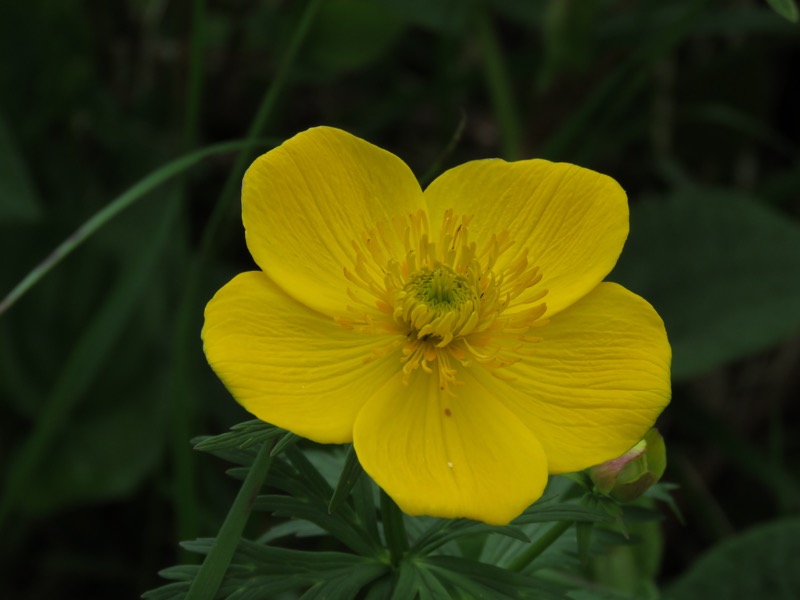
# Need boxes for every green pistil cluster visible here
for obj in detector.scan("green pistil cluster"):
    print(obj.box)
[408,267,472,313]
[396,265,481,348]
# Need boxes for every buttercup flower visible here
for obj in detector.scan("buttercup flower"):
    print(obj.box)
[202,127,671,525]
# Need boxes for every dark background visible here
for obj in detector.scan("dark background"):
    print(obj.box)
[1,0,799,597]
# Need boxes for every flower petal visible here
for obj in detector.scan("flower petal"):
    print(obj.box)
[469,282,671,474]
[243,126,424,316]
[353,371,549,525]
[202,271,402,443]
[423,159,628,316]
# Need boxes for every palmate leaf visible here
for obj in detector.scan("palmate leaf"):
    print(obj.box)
[145,538,388,600]
[254,494,378,556]
[298,562,388,600]
[255,452,382,556]
[410,518,531,556]
[193,420,282,454]
[423,555,565,600]
[396,559,454,600]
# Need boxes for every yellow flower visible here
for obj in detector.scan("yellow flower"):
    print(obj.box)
[202,127,671,525]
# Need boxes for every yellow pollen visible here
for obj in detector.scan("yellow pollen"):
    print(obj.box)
[340,208,549,393]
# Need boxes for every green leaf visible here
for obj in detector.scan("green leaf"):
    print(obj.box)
[302,0,407,73]
[390,560,424,600]
[481,520,577,572]
[364,575,395,600]
[193,420,282,453]
[766,0,799,23]
[256,454,380,556]
[665,518,800,599]
[258,519,327,544]
[299,562,389,600]
[0,193,181,525]
[328,444,364,514]
[576,521,594,567]
[147,539,388,600]
[0,138,274,316]
[270,430,299,456]
[538,0,599,89]
[513,498,613,525]
[425,555,564,599]
[411,518,530,556]
[612,189,800,380]
[22,383,167,514]
[414,562,455,599]
[0,113,41,223]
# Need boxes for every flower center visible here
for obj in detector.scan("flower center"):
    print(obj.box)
[396,266,480,348]
[337,209,549,393]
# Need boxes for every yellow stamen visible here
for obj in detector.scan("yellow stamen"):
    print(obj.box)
[340,208,548,392]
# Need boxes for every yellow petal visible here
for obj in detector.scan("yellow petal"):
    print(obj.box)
[469,282,671,474]
[243,126,424,317]
[202,271,402,443]
[353,370,549,525]
[423,159,628,317]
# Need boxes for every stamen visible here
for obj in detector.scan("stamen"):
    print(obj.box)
[339,208,550,393]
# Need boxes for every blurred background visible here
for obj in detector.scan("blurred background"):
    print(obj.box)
[1,0,799,597]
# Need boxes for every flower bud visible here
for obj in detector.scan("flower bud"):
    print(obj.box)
[590,428,666,502]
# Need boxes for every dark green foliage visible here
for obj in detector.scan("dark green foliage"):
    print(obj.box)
[1,0,799,597]
[666,519,800,599]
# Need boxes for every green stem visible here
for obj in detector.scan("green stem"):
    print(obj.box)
[476,10,522,160]
[0,140,261,317]
[183,0,206,152]
[171,0,208,556]
[169,0,322,545]
[201,0,323,248]
[185,441,276,600]
[379,490,408,567]
[507,520,572,573]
